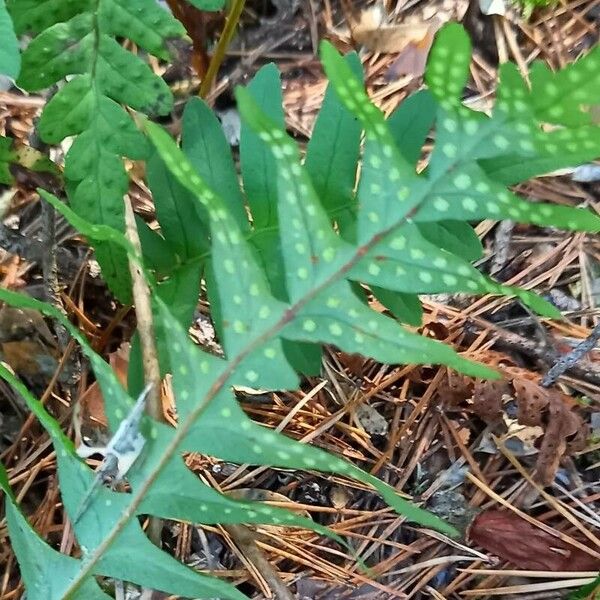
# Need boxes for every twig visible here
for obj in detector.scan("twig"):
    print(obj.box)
[123,195,163,546]
[40,201,70,350]
[541,322,600,387]
[465,322,600,387]
[489,220,514,276]
[199,0,246,98]
[225,524,295,600]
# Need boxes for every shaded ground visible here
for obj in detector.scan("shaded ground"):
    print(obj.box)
[1,1,600,598]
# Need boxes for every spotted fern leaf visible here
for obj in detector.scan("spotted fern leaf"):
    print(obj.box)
[6,0,184,301]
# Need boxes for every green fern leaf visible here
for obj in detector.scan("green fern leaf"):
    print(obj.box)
[0,292,353,598]
[0,135,16,184]
[0,364,249,600]
[1,461,111,600]
[305,52,363,220]
[183,98,248,231]
[372,287,424,326]
[187,0,225,10]
[427,24,600,186]
[7,0,184,301]
[0,0,19,78]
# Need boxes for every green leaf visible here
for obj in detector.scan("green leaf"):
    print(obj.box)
[0,135,16,184]
[181,61,344,373]
[1,462,111,600]
[372,287,423,326]
[237,86,352,300]
[238,64,292,304]
[6,22,600,599]
[8,0,184,300]
[129,259,203,395]
[38,189,139,260]
[146,114,501,533]
[416,161,600,233]
[135,215,179,276]
[425,30,600,186]
[320,43,426,243]
[285,280,496,378]
[183,97,248,231]
[0,0,20,79]
[528,45,600,127]
[0,295,341,597]
[157,299,459,536]
[145,122,293,376]
[482,59,600,183]
[305,52,363,218]
[240,63,284,231]
[425,23,472,109]
[387,88,437,166]
[385,90,484,263]
[569,575,600,600]
[0,365,249,600]
[186,0,225,10]
[147,149,209,260]
[418,221,483,262]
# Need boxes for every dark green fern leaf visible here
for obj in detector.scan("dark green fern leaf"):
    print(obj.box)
[0,0,19,78]
[7,0,184,301]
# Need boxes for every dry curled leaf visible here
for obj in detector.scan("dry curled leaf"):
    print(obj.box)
[441,370,474,407]
[446,373,588,486]
[513,377,548,426]
[337,351,366,377]
[473,378,510,423]
[513,378,588,485]
[468,510,600,571]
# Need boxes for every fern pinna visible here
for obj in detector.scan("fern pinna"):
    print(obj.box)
[1,23,600,600]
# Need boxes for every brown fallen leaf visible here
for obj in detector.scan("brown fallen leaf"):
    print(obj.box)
[77,343,130,430]
[0,305,64,389]
[350,5,434,54]
[439,369,474,408]
[337,351,366,378]
[384,30,437,80]
[444,371,589,486]
[468,509,600,571]
[513,378,588,485]
[473,378,510,423]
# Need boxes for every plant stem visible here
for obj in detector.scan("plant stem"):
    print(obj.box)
[199,0,246,98]
[123,195,163,546]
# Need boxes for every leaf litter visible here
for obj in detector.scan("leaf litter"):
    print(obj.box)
[1,1,600,599]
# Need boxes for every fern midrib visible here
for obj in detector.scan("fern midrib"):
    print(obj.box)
[84,0,123,276]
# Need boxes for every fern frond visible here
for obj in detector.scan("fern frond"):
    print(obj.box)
[6,0,184,300]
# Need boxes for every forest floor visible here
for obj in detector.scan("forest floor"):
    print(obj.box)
[1,0,600,598]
